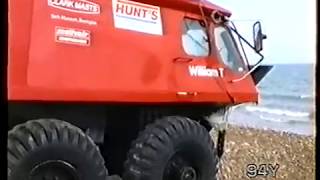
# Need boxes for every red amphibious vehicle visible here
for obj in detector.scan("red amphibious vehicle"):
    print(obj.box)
[8,0,271,180]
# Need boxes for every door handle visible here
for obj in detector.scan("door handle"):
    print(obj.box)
[173,57,193,63]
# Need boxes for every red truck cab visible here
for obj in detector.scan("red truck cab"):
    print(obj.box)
[8,0,263,104]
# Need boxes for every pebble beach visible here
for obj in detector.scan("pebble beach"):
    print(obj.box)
[216,125,315,180]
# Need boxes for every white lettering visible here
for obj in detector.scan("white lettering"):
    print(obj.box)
[79,18,97,25]
[61,15,78,22]
[51,14,60,19]
[189,65,199,76]
[48,0,100,15]
[50,13,97,26]
[188,66,219,77]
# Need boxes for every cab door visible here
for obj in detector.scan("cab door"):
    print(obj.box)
[172,17,231,102]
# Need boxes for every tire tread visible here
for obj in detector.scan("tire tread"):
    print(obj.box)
[123,116,218,180]
[7,119,108,179]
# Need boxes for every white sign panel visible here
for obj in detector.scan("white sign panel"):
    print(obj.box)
[112,0,163,35]
[55,26,91,46]
[48,0,101,15]
[48,0,100,14]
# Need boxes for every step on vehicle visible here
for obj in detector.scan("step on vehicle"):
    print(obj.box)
[8,0,272,179]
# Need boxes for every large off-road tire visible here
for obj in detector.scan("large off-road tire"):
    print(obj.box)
[123,116,218,180]
[8,119,108,180]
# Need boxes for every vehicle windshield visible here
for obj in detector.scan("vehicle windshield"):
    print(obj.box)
[213,26,245,72]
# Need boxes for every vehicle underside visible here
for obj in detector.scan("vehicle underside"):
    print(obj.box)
[8,101,228,175]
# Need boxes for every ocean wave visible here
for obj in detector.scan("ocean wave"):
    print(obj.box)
[259,115,290,123]
[299,94,314,99]
[258,115,309,123]
[260,93,314,100]
[245,106,310,117]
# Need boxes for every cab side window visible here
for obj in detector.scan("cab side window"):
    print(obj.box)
[182,18,209,57]
[214,26,245,72]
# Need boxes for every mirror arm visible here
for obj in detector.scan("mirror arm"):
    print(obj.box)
[230,54,264,83]
[228,26,265,83]
[229,27,257,51]
[229,21,250,69]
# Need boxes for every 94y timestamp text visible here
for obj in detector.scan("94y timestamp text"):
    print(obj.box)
[246,163,280,178]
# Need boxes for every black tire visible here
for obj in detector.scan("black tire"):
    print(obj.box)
[123,116,218,180]
[8,119,108,180]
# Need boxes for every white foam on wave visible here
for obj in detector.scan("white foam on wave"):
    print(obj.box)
[261,93,314,100]
[258,115,310,123]
[245,106,310,117]
[300,94,314,99]
[259,115,290,123]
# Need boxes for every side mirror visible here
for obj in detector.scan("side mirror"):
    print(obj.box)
[253,21,267,52]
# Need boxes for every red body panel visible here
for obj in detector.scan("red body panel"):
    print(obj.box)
[8,0,258,104]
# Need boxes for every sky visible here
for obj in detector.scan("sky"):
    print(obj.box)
[209,0,316,64]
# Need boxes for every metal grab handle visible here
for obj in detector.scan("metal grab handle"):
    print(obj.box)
[173,57,193,63]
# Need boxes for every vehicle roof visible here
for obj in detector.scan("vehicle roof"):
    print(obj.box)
[132,0,232,17]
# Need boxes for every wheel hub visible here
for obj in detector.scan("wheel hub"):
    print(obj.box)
[180,167,197,180]
[164,153,199,180]
[29,160,79,180]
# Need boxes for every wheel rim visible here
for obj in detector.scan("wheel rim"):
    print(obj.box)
[29,160,79,180]
[180,167,197,180]
[163,151,199,180]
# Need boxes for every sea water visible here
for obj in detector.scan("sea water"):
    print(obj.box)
[228,64,315,135]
